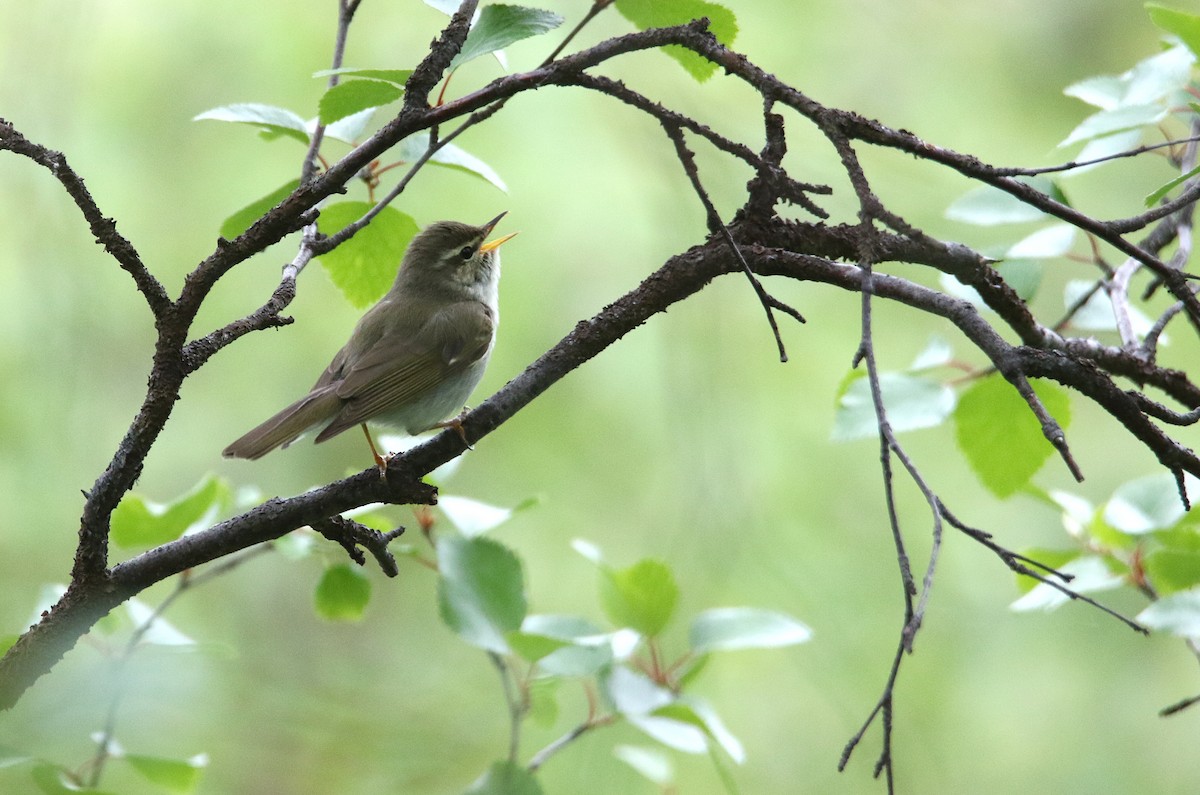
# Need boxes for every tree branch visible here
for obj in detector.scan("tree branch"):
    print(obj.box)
[0,119,170,318]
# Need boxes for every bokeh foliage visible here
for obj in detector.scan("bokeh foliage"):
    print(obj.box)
[2,1,1199,794]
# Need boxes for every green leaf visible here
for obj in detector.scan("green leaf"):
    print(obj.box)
[313,67,414,85]
[451,5,565,69]
[274,529,317,560]
[315,202,419,308]
[437,535,527,653]
[909,336,953,371]
[1005,224,1076,259]
[945,180,1060,226]
[522,614,605,640]
[536,640,615,676]
[398,131,508,192]
[0,635,15,656]
[1146,4,1200,60]
[615,745,674,785]
[318,80,405,126]
[709,744,742,795]
[193,103,310,145]
[111,474,230,548]
[954,375,1071,498]
[1048,489,1095,529]
[689,607,811,653]
[1064,129,1143,178]
[615,0,738,82]
[31,762,120,795]
[125,754,207,795]
[1103,472,1192,534]
[527,678,560,728]
[1145,162,1200,207]
[606,665,673,715]
[0,745,30,769]
[1145,548,1200,595]
[629,714,708,754]
[1061,280,1110,330]
[505,630,572,662]
[997,260,1044,302]
[599,559,679,637]
[521,614,615,676]
[1061,280,1158,337]
[314,564,372,622]
[324,108,377,144]
[831,371,956,442]
[1137,587,1200,637]
[439,495,515,537]
[1012,548,1082,594]
[675,650,710,688]
[28,761,123,794]
[1064,74,1126,110]
[464,761,543,795]
[1010,556,1124,612]
[1121,44,1193,104]
[942,260,1044,307]
[659,698,745,762]
[426,455,465,486]
[127,598,196,647]
[1065,44,1192,111]
[1086,513,1141,551]
[945,185,1049,225]
[608,667,714,752]
[219,180,301,240]
[1155,520,1200,547]
[1060,104,1167,147]
[571,538,605,564]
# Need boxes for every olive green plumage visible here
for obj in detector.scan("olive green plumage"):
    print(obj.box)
[223,214,513,461]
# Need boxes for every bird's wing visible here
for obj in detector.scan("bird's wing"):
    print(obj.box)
[313,300,494,439]
[310,344,352,391]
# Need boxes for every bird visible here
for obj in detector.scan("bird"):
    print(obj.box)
[223,212,515,471]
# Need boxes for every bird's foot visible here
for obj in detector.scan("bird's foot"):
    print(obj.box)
[362,424,390,479]
[434,408,473,449]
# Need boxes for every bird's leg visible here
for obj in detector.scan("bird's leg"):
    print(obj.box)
[361,424,388,477]
[433,407,473,449]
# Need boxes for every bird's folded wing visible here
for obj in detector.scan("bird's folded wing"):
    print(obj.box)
[313,301,494,441]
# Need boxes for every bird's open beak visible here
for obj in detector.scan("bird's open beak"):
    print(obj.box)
[480,212,518,252]
[480,232,518,253]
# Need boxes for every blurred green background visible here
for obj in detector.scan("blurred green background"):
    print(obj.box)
[3,1,1200,792]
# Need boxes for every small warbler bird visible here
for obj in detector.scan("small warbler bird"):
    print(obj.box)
[223,213,515,470]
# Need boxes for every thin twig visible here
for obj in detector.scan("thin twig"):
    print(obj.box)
[0,120,170,318]
[1130,393,1200,426]
[839,640,903,792]
[527,716,615,772]
[661,120,801,362]
[939,501,1148,635]
[991,134,1200,177]
[311,516,406,577]
[1161,692,1200,716]
[489,652,524,764]
[569,72,831,218]
[82,547,271,788]
[539,0,614,66]
[301,0,362,184]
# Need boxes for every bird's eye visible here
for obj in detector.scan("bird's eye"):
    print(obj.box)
[458,245,475,260]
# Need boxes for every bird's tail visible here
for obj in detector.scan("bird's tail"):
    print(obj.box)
[223,389,342,460]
